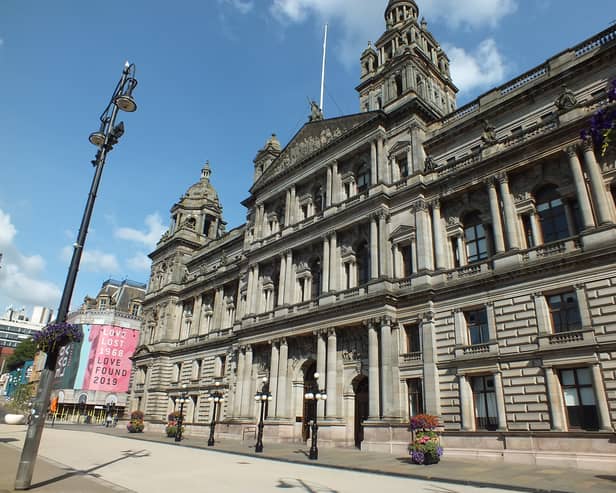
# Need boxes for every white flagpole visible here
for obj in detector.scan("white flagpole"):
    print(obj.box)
[320,23,328,115]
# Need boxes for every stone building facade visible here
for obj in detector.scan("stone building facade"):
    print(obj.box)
[131,0,616,470]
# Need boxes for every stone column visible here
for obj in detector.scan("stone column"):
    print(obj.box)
[371,140,378,185]
[566,146,595,229]
[582,140,613,225]
[431,200,446,269]
[391,323,402,418]
[330,232,339,291]
[234,348,245,417]
[316,331,326,418]
[192,295,202,336]
[326,329,337,418]
[269,341,279,418]
[277,339,289,419]
[284,251,294,304]
[326,166,333,207]
[367,321,381,419]
[290,186,297,224]
[498,173,521,250]
[533,293,551,335]
[370,215,379,279]
[529,211,542,246]
[331,161,339,205]
[241,346,253,418]
[277,254,286,306]
[414,199,434,271]
[459,374,474,431]
[493,372,507,431]
[213,287,224,329]
[377,135,386,184]
[322,236,330,293]
[487,179,506,254]
[544,366,565,431]
[456,235,467,266]
[591,364,613,431]
[246,267,255,315]
[285,189,291,226]
[380,318,393,418]
[421,310,441,415]
[378,212,392,277]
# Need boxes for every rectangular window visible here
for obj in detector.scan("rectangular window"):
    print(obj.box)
[472,375,498,431]
[465,308,489,345]
[401,243,413,277]
[172,363,181,383]
[407,378,424,418]
[548,292,582,333]
[405,325,421,354]
[559,368,599,431]
[398,157,409,178]
[99,298,107,309]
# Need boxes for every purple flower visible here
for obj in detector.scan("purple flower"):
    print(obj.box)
[411,451,425,464]
[32,323,83,353]
[437,446,444,457]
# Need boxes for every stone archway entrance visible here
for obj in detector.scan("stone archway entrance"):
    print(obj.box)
[302,361,317,442]
[354,376,369,449]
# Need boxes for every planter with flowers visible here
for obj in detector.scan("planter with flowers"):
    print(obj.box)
[408,414,443,465]
[127,410,144,433]
[165,411,183,438]
[32,323,83,354]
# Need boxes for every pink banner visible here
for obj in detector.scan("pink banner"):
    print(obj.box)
[81,325,139,392]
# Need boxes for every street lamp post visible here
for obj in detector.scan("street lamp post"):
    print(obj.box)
[175,385,189,442]
[254,377,272,453]
[15,62,138,490]
[304,372,327,460]
[207,381,224,447]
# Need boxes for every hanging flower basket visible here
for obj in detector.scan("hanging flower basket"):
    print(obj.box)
[408,414,443,465]
[582,79,616,156]
[32,323,83,353]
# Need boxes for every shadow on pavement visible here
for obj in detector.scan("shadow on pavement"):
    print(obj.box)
[596,475,616,482]
[29,449,150,489]
[0,438,18,444]
[276,477,338,492]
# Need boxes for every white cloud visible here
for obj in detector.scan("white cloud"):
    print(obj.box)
[269,0,517,68]
[127,252,152,272]
[446,38,507,94]
[60,246,120,273]
[421,0,517,29]
[219,0,254,14]
[0,210,17,246]
[0,209,61,309]
[114,213,167,249]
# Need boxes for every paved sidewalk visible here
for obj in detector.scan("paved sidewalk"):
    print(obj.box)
[0,428,132,492]
[52,423,616,493]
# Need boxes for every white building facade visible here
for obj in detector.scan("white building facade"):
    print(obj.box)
[131,1,616,470]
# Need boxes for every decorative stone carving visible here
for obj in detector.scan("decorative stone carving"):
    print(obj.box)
[424,155,436,171]
[481,119,498,146]
[555,85,578,112]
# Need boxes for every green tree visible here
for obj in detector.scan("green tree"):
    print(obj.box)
[5,338,38,371]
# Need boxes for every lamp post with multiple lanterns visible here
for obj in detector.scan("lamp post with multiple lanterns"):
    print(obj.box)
[175,385,189,442]
[207,382,224,446]
[15,62,138,490]
[254,377,272,453]
[304,372,327,460]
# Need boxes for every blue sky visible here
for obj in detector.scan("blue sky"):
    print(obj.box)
[0,0,613,317]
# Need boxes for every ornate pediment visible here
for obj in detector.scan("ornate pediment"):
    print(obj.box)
[388,140,411,158]
[389,225,415,243]
[253,113,379,190]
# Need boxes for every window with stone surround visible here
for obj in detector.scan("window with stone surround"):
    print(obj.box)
[536,185,569,243]
[191,359,201,381]
[407,378,424,418]
[472,375,498,431]
[463,212,489,263]
[405,325,421,354]
[465,308,489,345]
[171,362,181,383]
[214,354,226,378]
[547,292,582,333]
[559,368,599,431]
[400,243,413,277]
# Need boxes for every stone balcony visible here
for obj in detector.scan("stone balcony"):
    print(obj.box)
[537,328,596,349]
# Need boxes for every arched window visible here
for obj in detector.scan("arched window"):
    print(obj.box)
[536,186,568,243]
[463,212,489,263]
[356,240,371,285]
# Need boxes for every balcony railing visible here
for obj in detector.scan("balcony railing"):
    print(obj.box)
[402,351,422,362]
